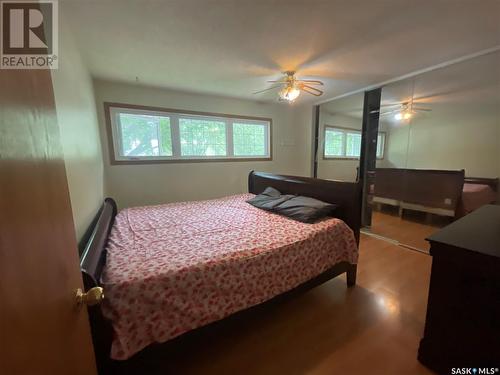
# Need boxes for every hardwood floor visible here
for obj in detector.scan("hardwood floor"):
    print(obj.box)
[369,208,450,252]
[122,235,434,375]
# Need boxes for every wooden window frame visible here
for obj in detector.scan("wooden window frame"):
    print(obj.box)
[322,125,385,161]
[104,102,273,165]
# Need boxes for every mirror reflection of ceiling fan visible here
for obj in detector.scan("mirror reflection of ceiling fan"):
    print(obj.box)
[253,71,324,102]
[378,98,432,120]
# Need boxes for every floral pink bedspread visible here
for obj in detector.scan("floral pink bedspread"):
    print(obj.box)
[101,194,358,360]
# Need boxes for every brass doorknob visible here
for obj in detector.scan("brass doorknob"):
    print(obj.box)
[76,287,104,307]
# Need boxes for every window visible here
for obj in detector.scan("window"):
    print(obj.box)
[324,126,385,159]
[107,104,271,163]
[118,113,172,157]
[324,129,343,156]
[179,118,226,157]
[346,132,362,157]
[233,122,267,156]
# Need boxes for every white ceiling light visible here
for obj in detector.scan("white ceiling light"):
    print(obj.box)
[394,111,413,121]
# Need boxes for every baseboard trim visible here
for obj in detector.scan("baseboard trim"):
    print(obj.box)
[361,229,430,255]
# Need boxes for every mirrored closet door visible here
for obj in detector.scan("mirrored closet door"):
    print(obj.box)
[316,92,365,182]
[368,50,500,252]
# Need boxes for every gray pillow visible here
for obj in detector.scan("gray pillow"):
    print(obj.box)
[260,187,281,197]
[247,187,337,223]
[247,188,294,210]
[273,196,338,223]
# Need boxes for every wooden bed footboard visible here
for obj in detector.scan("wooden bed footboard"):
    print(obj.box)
[373,168,465,217]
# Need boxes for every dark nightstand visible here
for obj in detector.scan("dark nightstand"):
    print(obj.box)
[418,205,500,374]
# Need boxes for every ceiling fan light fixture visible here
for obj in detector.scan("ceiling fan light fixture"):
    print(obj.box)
[253,71,323,101]
[279,85,300,102]
[395,111,412,121]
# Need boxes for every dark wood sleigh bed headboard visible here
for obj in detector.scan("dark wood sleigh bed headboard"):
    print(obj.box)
[248,171,362,243]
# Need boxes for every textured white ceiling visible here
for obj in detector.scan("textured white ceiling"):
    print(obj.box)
[62,0,500,104]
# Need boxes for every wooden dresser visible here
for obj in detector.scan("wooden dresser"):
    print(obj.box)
[418,205,500,374]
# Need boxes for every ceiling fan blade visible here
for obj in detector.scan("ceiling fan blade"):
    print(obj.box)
[301,84,323,96]
[380,103,404,108]
[379,108,401,116]
[253,85,282,94]
[296,80,324,86]
[413,107,432,112]
[267,80,287,83]
[379,112,395,117]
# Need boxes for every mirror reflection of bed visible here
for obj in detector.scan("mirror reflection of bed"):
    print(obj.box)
[371,51,500,252]
[317,50,500,252]
[370,169,498,251]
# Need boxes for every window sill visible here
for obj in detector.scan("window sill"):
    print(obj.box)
[110,157,273,165]
[322,157,384,161]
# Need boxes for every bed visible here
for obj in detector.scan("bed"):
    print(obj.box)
[457,177,499,217]
[370,168,498,219]
[80,171,362,372]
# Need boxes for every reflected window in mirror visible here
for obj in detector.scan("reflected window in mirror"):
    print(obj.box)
[324,126,385,159]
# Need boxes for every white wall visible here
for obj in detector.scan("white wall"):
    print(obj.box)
[51,17,104,241]
[413,99,498,177]
[94,80,312,209]
[382,82,500,179]
[377,119,409,169]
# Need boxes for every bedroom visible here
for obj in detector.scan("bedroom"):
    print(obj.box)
[1,1,499,374]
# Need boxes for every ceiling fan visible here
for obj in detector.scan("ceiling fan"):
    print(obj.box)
[253,71,324,102]
[377,79,432,120]
[377,97,432,120]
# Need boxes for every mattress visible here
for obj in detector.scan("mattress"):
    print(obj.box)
[101,194,358,359]
[458,183,497,216]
